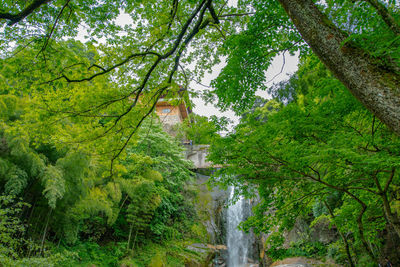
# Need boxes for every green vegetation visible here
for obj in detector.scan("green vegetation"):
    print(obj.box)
[1,0,399,266]
[175,114,230,145]
[0,94,206,265]
[208,54,400,266]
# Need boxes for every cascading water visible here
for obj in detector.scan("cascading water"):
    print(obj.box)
[226,187,256,267]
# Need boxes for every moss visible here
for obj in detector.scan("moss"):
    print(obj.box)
[148,251,166,267]
[124,240,201,267]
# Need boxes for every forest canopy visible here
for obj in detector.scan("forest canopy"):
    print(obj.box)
[1,0,399,137]
[0,0,399,266]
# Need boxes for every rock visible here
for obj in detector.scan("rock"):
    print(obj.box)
[192,173,229,245]
[207,244,227,250]
[273,265,308,267]
[270,257,342,267]
[185,243,218,267]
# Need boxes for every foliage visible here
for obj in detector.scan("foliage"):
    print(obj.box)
[0,90,200,263]
[0,195,29,258]
[0,250,78,267]
[208,54,400,264]
[209,0,400,115]
[175,114,229,145]
[1,0,400,265]
[266,240,327,261]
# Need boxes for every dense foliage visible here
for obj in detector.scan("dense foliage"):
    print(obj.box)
[1,0,400,266]
[208,55,400,266]
[0,93,205,265]
[175,114,230,145]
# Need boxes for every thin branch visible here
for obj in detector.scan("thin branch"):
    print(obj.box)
[38,0,71,55]
[211,23,226,40]
[217,0,229,17]
[55,51,161,83]
[266,51,286,84]
[51,0,207,84]
[8,39,37,58]
[324,200,355,267]
[383,168,395,193]
[41,0,210,148]
[218,12,255,18]
[347,186,379,195]
[109,87,166,176]
[167,0,209,83]
[88,64,107,72]
[191,78,212,88]
[167,0,179,32]
[178,63,190,89]
[206,1,220,24]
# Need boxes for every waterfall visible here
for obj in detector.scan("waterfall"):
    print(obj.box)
[226,187,255,267]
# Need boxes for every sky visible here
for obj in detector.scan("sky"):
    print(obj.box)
[78,11,300,127]
[189,53,299,125]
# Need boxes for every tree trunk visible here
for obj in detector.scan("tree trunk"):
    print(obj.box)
[371,169,400,239]
[40,209,52,255]
[381,193,400,238]
[127,223,133,250]
[277,0,400,135]
[357,205,377,261]
[324,201,355,267]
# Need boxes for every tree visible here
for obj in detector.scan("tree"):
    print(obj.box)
[175,114,229,145]
[208,55,400,264]
[212,0,400,134]
[0,91,199,258]
[1,0,399,137]
[278,0,400,134]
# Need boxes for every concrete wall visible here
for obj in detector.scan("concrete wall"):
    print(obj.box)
[184,144,212,169]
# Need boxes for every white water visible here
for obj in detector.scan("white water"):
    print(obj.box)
[227,187,254,267]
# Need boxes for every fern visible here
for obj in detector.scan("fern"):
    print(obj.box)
[7,134,29,159]
[57,151,90,184]
[105,182,122,203]
[143,169,163,182]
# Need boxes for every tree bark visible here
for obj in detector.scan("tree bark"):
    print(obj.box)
[127,223,133,250]
[371,169,400,239]
[278,0,400,135]
[0,0,52,26]
[40,209,52,255]
[356,204,377,261]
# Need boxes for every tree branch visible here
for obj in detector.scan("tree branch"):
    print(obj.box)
[364,0,400,35]
[0,0,52,26]
[38,0,71,54]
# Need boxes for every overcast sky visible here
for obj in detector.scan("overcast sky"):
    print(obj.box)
[189,53,299,125]
[78,11,300,127]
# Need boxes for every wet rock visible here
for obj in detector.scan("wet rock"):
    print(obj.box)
[193,173,229,245]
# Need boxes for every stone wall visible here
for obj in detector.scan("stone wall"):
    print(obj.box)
[185,145,212,169]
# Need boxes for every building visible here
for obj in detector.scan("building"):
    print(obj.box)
[155,90,191,136]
